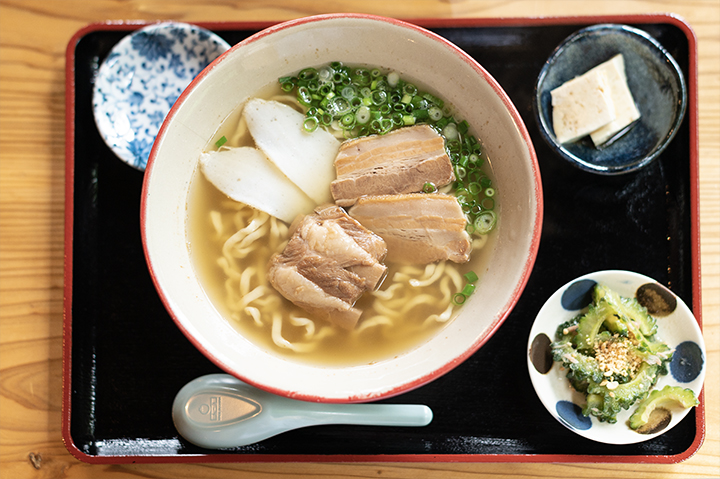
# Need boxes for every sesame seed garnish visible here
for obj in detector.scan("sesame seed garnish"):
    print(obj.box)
[593,334,642,384]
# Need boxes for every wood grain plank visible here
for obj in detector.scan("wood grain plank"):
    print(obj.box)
[1,1,718,478]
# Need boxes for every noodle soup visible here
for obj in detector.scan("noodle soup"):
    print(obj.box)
[187,68,499,367]
[144,15,542,402]
[188,174,496,366]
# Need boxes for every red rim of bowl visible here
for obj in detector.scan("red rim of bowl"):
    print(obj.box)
[141,13,543,403]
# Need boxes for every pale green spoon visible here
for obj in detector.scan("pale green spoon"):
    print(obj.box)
[172,374,433,449]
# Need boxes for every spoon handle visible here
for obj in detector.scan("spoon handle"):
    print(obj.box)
[299,403,433,427]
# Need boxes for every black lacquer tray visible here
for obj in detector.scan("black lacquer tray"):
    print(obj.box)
[62,15,703,463]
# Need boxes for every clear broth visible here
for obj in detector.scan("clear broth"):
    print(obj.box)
[187,75,498,367]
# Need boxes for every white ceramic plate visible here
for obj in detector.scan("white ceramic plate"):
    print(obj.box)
[92,22,230,170]
[527,270,705,444]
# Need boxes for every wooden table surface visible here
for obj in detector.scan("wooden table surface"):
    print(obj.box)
[1,1,718,478]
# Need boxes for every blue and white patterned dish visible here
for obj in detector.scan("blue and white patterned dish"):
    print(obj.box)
[92,22,230,170]
[527,270,705,444]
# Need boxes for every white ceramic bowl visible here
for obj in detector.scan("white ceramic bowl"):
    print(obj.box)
[142,14,543,403]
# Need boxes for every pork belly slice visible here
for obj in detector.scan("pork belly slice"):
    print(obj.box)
[348,193,472,264]
[330,124,455,207]
[268,263,363,330]
[268,205,388,329]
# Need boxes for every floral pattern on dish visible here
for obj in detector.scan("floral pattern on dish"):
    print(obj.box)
[92,23,230,170]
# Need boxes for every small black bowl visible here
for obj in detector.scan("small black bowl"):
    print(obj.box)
[534,24,687,175]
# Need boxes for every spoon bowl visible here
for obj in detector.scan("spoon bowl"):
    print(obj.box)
[172,374,433,449]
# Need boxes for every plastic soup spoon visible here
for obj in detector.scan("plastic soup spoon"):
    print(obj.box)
[172,374,434,449]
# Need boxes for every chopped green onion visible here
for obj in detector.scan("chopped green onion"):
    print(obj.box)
[320,112,333,126]
[484,187,495,197]
[443,123,458,141]
[297,86,312,106]
[355,106,371,124]
[298,68,318,82]
[341,85,358,99]
[303,117,319,132]
[474,210,497,234]
[319,83,333,96]
[280,80,295,92]
[327,97,351,117]
[411,95,429,110]
[412,109,429,120]
[461,283,476,297]
[340,113,355,128]
[481,197,495,210]
[457,119,469,134]
[422,182,437,193]
[214,135,227,148]
[464,271,479,283]
[435,117,450,129]
[317,66,334,82]
[403,83,418,96]
[428,106,443,121]
[387,71,400,87]
[351,68,371,85]
[453,293,467,305]
[423,92,444,108]
[467,182,482,196]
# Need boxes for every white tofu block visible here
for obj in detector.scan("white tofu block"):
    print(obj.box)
[551,70,616,144]
[588,54,641,146]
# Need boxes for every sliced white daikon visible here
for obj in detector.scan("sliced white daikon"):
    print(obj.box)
[243,98,339,204]
[200,146,315,224]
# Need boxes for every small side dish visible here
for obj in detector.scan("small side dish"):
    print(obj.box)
[93,22,230,170]
[527,270,705,444]
[534,23,687,175]
[550,283,698,429]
